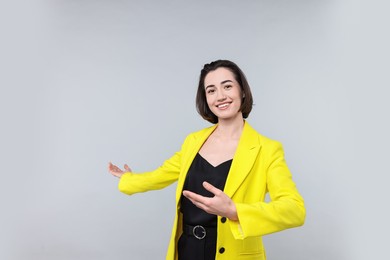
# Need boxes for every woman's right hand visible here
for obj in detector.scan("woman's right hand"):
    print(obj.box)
[108,162,132,178]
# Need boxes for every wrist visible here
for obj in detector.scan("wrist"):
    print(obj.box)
[227,203,238,221]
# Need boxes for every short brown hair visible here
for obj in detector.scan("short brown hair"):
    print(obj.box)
[196,60,253,124]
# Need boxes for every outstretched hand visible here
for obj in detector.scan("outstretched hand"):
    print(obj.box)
[108,162,132,178]
[182,181,238,221]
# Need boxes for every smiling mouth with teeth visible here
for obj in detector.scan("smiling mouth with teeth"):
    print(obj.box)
[217,103,230,108]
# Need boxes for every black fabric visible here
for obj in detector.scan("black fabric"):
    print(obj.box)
[178,153,232,260]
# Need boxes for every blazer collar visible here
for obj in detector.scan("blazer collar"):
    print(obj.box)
[224,121,261,197]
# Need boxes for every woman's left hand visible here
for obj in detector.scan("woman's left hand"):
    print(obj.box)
[182,181,238,221]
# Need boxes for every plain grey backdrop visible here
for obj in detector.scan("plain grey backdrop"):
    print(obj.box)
[1,0,389,259]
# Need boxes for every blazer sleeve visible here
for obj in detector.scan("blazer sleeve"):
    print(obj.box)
[230,141,306,239]
[118,135,191,195]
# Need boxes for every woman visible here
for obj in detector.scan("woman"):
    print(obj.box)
[109,60,305,260]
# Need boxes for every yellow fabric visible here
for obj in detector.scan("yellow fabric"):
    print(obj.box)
[119,121,305,260]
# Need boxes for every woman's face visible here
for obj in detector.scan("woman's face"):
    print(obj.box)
[204,67,243,122]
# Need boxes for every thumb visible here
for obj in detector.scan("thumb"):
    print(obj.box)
[124,164,132,172]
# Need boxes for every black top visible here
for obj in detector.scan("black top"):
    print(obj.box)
[181,153,232,227]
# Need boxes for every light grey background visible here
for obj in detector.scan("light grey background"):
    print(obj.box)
[1,0,389,259]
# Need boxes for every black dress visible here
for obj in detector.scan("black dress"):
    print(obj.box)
[178,153,232,260]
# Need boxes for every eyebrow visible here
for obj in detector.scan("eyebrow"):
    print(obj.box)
[205,80,233,89]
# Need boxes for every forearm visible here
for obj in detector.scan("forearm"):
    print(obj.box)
[118,169,179,195]
[230,196,305,239]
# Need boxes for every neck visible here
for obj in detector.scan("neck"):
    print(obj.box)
[215,115,245,139]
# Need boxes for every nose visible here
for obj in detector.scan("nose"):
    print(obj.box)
[216,89,226,101]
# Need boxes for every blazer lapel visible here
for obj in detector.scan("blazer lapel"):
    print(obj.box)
[175,125,217,205]
[224,122,261,198]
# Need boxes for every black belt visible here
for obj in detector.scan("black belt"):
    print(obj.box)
[183,224,217,240]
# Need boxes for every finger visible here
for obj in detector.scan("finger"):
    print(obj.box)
[183,190,208,205]
[109,164,123,174]
[202,181,221,196]
[124,164,132,172]
[109,165,119,172]
[108,162,117,170]
[109,169,120,177]
[110,172,118,177]
[183,192,207,211]
[182,190,198,200]
[184,195,198,206]
[108,162,117,172]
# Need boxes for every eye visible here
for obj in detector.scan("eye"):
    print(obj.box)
[207,88,215,94]
[224,85,232,90]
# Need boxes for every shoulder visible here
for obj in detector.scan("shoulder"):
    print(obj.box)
[185,124,216,140]
[180,124,216,147]
[259,133,281,148]
[244,121,283,150]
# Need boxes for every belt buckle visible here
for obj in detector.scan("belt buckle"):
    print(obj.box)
[192,225,206,240]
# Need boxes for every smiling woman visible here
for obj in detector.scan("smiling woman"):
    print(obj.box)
[196,60,253,125]
[109,60,305,260]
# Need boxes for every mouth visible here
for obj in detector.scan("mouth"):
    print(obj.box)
[216,102,231,109]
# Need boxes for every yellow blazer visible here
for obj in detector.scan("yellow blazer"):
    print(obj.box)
[119,121,305,259]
